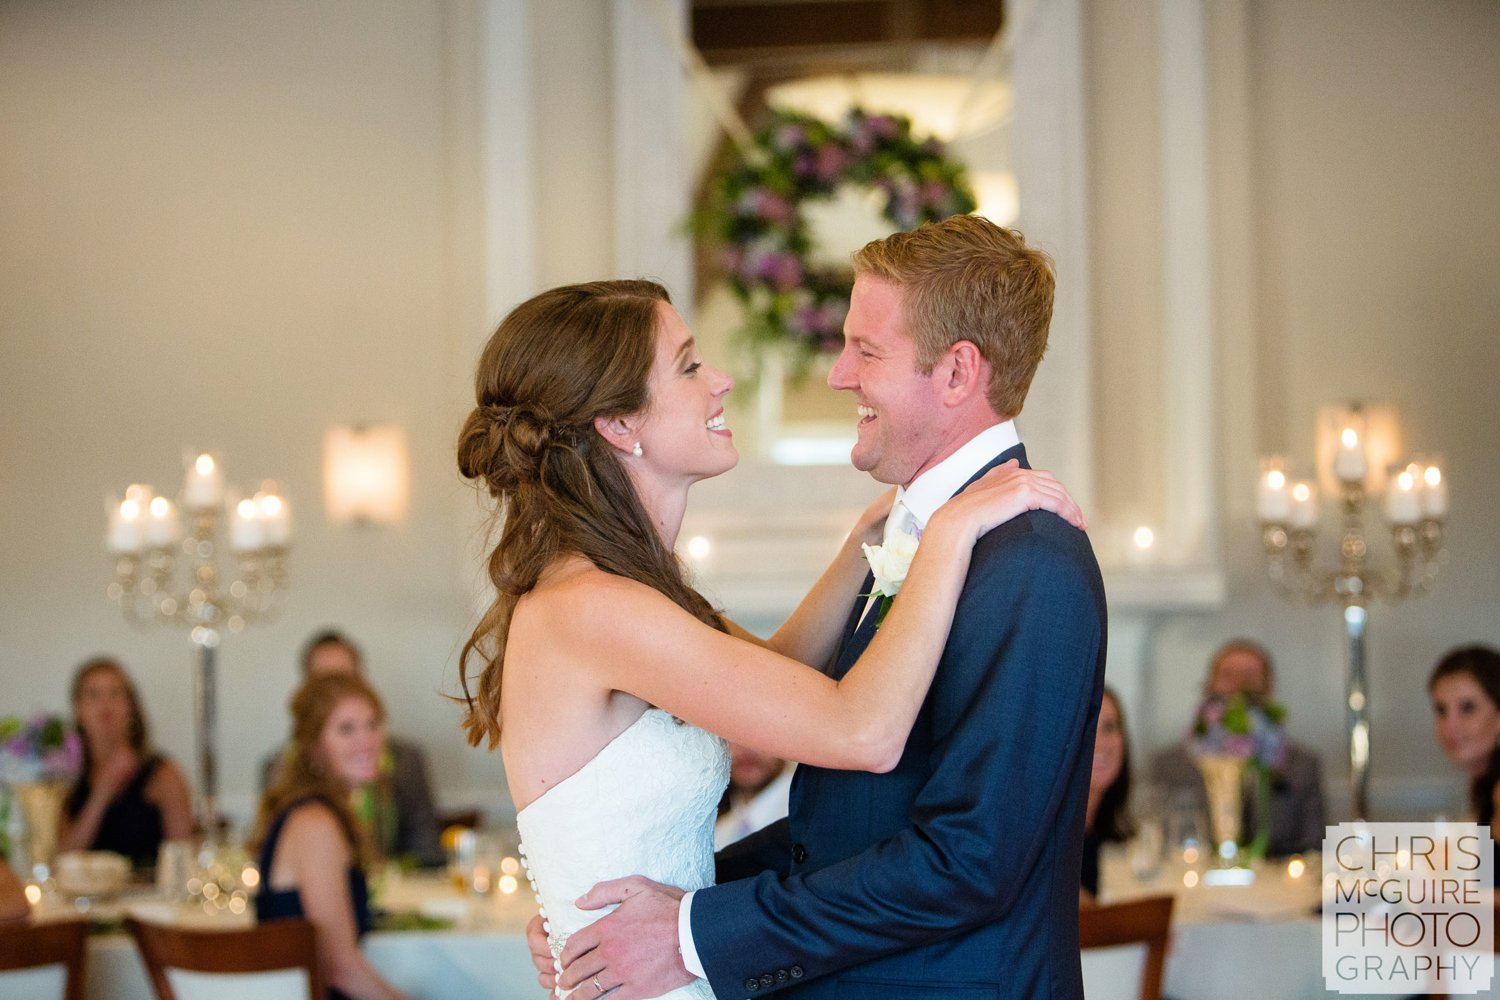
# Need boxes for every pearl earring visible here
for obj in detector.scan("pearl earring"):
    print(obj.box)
[632,442,643,457]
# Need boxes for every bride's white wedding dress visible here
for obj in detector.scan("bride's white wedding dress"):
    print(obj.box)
[517,708,728,1000]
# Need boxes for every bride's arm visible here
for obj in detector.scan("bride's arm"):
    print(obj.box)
[567,462,1082,772]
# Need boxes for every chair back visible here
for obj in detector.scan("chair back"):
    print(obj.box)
[0,920,88,1000]
[125,917,322,1000]
[1079,895,1175,1000]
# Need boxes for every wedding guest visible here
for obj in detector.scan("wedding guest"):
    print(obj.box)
[1149,639,1325,855]
[250,672,411,1000]
[714,744,794,850]
[1428,644,1500,830]
[58,657,193,868]
[1081,687,1132,904]
[259,630,443,867]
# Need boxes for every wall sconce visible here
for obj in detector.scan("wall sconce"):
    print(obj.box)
[324,424,409,525]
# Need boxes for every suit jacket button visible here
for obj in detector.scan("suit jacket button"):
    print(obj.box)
[791,843,807,864]
[744,979,759,991]
[760,974,775,988]
[776,969,789,983]
[790,965,804,979]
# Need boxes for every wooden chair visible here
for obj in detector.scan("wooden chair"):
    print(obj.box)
[126,916,322,1000]
[0,919,89,1000]
[1079,895,1175,1000]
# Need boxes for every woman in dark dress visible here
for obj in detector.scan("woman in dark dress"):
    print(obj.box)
[1081,686,1133,904]
[58,657,193,868]
[1429,645,1500,833]
[249,672,410,1000]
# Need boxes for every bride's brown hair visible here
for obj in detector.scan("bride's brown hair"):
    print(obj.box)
[456,280,726,748]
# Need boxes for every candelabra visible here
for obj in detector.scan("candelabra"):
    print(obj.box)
[106,453,291,831]
[1257,404,1447,820]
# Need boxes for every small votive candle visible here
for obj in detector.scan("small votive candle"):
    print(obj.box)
[1421,464,1448,519]
[1257,461,1291,522]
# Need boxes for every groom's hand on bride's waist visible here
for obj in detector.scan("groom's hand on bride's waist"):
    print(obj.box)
[559,875,695,1000]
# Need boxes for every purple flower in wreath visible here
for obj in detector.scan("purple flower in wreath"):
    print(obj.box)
[868,114,901,141]
[756,251,804,292]
[774,123,808,152]
[813,144,847,181]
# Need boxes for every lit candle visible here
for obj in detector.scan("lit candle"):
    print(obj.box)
[183,452,224,509]
[1334,425,1367,482]
[143,496,182,548]
[106,496,145,553]
[256,489,292,547]
[1421,464,1448,519]
[1288,481,1319,529]
[229,498,263,551]
[1384,468,1421,525]
[1257,462,1291,522]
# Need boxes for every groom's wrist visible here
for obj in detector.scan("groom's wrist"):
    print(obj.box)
[677,890,707,979]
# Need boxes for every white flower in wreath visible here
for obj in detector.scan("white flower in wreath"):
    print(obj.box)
[861,529,920,626]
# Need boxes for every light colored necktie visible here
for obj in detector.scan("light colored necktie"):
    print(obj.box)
[860,499,920,626]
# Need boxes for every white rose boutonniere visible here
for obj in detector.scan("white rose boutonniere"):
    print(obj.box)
[861,529,920,628]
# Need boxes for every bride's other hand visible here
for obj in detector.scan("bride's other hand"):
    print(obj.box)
[851,486,898,548]
[525,912,557,992]
[932,459,1086,541]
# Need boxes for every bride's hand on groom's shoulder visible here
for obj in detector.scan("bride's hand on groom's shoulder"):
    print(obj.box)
[558,875,695,1000]
[937,459,1087,539]
[853,486,899,548]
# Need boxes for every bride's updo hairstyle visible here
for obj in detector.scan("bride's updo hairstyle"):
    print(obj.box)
[457,280,726,748]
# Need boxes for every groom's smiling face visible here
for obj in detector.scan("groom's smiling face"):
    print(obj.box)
[829,276,951,487]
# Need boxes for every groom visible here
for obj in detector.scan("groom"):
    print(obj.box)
[546,215,1106,999]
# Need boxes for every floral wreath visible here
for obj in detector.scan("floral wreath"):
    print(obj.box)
[696,109,977,371]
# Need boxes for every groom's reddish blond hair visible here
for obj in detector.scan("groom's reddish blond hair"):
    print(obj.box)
[852,215,1055,420]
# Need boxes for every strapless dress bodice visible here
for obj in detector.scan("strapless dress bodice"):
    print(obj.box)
[517,708,729,999]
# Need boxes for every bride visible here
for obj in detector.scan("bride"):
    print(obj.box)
[455,280,1081,999]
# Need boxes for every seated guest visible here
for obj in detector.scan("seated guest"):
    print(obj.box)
[58,657,193,867]
[1428,644,1500,830]
[1149,639,1325,856]
[1082,686,1132,904]
[714,744,794,850]
[250,673,411,1000]
[260,630,442,867]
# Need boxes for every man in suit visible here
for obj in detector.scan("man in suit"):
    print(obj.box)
[1150,639,1326,856]
[545,215,1107,999]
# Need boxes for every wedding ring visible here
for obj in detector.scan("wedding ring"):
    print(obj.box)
[593,977,605,996]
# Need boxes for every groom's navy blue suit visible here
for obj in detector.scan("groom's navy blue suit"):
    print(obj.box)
[692,444,1107,999]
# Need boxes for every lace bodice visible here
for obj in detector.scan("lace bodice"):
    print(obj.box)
[517,708,728,999]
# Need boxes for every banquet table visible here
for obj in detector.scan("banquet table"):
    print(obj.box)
[1088,851,1393,1000]
[3,859,1404,1000]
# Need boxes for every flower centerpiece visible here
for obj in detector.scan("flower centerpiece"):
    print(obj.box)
[696,109,977,375]
[1,712,82,873]
[1189,693,1287,864]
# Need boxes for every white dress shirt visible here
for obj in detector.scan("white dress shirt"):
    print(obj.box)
[678,420,1023,979]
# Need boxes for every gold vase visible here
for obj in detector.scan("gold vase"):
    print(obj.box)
[1194,753,1245,865]
[11,780,68,877]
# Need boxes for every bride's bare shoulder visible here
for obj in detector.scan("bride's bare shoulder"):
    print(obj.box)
[520,556,665,626]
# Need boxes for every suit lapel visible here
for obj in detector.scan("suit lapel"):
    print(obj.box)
[831,442,1030,679]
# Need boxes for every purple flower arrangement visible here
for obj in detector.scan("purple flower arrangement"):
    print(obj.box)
[697,108,977,371]
[1,712,83,783]
[1190,692,1288,774]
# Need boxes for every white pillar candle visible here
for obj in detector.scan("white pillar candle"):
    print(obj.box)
[1257,464,1291,522]
[229,498,263,551]
[1421,464,1449,519]
[1384,469,1422,525]
[106,496,145,553]
[143,496,182,548]
[1334,426,1367,482]
[257,491,292,547]
[183,452,225,509]
[1288,481,1320,529]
